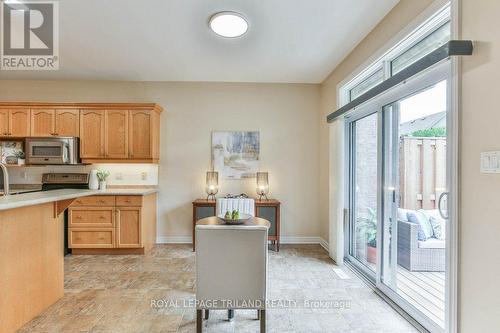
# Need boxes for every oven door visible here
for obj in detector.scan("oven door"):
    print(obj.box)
[26,140,68,164]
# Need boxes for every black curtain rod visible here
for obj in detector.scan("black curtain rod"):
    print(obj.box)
[326,40,473,123]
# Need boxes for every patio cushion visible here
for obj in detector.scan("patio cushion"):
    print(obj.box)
[418,238,445,249]
[407,210,434,241]
[421,210,446,240]
[397,208,412,222]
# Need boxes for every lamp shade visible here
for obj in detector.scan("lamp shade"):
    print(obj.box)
[256,172,269,200]
[206,171,218,200]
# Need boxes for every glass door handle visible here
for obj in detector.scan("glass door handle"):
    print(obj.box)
[438,192,449,220]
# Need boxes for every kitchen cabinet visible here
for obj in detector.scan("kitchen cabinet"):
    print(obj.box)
[68,194,157,254]
[55,109,79,137]
[129,110,160,160]
[0,109,30,137]
[31,109,80,137]
[116,207,142,248]
[79,109,105,158]
[0,102,163,163]
[30,109,55,136]
[105,109,129,158]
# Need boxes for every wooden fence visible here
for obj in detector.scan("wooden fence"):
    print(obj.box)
[400,137,446,210]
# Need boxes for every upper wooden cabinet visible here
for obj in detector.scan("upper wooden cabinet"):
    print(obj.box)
[31,109,55,136]
[31,109,80,137]
[0,109,30,137]
[129,110,160,160]
[55,109,80,137]
[80,110,105,159]
[105,110,129,158]
[0,103,163,163]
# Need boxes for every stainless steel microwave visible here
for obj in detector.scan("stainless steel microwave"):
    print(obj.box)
[25,137,80,165]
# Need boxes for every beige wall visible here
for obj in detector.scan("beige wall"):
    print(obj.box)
[0,80,321,241]
[460,0,500,330]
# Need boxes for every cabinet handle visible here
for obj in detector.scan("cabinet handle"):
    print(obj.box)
[75,216,82,219]
[99,200,106,203]
[99,216,106,219]
[75,200,83,204]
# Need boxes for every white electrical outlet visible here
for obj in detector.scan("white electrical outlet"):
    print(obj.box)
[115,172,123,180]
[141,172,148,181]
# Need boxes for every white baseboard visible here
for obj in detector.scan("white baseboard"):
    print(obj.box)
[157,236,330,252]
[157,236,191,244]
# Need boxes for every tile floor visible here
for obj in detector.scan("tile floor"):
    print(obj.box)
[18,245,417,333]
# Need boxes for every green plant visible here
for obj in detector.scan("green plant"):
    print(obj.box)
[411,127,446,137]
[96,170,110,182]
[14,150,25,159]
[356,207,377,248]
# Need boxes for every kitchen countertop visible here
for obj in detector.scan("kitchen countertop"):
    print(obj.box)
[0,187,158,211]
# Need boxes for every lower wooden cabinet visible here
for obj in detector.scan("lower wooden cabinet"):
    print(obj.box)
[69,228,115,248]
[68,193,156,254]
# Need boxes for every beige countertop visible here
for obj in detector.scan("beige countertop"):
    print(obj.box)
[0,187,158,211]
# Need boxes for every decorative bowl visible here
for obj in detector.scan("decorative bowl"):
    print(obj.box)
[218,213,252,225]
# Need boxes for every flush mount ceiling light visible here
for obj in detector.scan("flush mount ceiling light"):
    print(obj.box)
[209,12,248,38]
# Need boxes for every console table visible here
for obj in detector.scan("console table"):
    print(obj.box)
[192,199,281,252]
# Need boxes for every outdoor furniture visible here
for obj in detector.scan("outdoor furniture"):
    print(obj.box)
[195,216,269,333]
[397,219,445,272]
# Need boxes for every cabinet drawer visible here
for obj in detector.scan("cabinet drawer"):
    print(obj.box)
[72,196,115,206]
[68,228,115,248]
[69,208,114,228]
[116,195,142,207]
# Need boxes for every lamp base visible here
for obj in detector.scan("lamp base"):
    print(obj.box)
[258,194,268,201]
[207,194,216,201]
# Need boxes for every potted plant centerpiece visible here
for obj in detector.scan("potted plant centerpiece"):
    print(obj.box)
[96,170,110,191]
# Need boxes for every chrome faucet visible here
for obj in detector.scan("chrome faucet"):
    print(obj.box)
[0,163,10,196]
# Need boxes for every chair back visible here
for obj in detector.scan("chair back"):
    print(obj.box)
[216,198,255,216]
[196,225,267,309]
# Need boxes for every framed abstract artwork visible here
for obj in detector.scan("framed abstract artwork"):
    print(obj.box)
[212,131,260,179]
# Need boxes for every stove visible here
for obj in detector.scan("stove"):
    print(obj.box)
[42,173,89,191]
[42,173,89,255]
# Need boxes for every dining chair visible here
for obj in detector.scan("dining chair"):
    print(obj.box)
[216,198,255,217]
[196,224,268,333]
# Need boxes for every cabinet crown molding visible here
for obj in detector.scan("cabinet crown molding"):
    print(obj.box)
[0,102,164,113]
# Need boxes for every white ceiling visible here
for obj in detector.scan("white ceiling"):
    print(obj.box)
[0,0,399,83]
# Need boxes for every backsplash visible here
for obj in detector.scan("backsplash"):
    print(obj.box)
[7,164,159,186]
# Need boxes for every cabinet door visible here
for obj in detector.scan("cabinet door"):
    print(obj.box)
[116,207,142,248]
[80,110,105,158]
[31,109,55,136]
[9,109,30,136]
[105,110,129,158]
[0,109,8,136]
[55,109,79,136]
[129,110,152,159]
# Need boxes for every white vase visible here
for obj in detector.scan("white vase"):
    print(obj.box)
[89,170,99,190]
[99,181,107,191]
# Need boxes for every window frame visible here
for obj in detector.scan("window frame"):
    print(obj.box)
[341,3,451,106]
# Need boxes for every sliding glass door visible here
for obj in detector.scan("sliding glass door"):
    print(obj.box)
[345,63,452,333]
[346,112,379,278]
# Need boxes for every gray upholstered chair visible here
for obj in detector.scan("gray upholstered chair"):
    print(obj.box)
[196,224,268,333]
